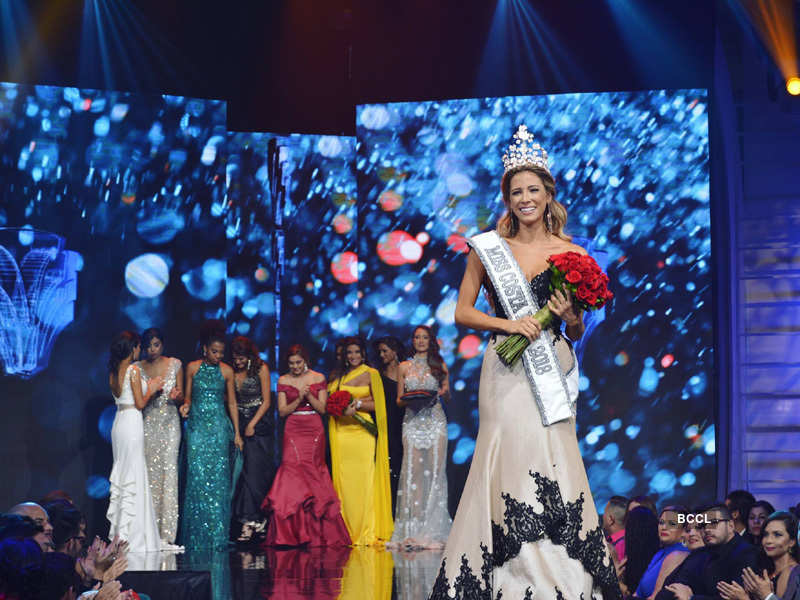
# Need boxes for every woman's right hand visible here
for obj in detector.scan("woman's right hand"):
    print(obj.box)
[147,376,165,396]
[505,315,542,341]
[179,403,190,418]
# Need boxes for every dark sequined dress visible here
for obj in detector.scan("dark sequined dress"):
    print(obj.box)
[430,270,619,600]
[181,361,234,549]
[232,373,277,526]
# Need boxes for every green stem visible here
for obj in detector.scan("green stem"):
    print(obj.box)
[353,413,378,437]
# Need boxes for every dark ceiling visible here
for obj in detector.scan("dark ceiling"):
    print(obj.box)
[2,0,717,134]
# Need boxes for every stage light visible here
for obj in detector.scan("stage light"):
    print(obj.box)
[734,0,798,92]
[787,77,800,95]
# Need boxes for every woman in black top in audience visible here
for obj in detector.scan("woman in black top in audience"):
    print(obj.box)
[617,506,660,597]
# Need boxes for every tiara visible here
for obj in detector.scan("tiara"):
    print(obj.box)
[502,125,550,174]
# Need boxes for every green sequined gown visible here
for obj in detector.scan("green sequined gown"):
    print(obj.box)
[182,361,234,549]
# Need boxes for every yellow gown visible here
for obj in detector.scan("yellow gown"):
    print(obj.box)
[327,364,393,546]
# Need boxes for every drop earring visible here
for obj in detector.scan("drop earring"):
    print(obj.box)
[545,205,554,232]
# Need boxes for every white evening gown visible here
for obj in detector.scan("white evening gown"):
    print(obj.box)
[106,364,161,552]
[429,272,619,599]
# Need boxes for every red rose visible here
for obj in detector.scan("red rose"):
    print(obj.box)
[565,270,582,284]
[327,390,352,416]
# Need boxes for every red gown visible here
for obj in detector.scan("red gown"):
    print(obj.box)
[261,382,350,547]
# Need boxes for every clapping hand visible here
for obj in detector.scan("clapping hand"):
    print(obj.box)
[742,567,773,599]
[94,579,123,600]
[664,583,694,600]
[168,386,182,403]
[717,580,749,600]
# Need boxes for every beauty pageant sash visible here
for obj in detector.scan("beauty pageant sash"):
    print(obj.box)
[468,231,577,426]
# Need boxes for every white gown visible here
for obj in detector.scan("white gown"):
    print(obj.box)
[106,364,161,552]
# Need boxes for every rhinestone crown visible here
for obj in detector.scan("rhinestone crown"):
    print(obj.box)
[502,125,550,175]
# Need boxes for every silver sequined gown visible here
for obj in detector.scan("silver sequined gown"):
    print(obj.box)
[391,355,452,546]
[138,357,181,545]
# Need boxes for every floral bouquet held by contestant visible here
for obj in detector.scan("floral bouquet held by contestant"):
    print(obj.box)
[327,390,379,437]
[496,251,614,367]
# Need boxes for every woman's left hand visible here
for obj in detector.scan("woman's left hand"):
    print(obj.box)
[547,287,579,325]
[343,401,356,417]
[742,567,773,599]
[244,423,255,437]
[717,580,749,600]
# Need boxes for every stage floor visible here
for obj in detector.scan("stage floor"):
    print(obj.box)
[125,545,443,600]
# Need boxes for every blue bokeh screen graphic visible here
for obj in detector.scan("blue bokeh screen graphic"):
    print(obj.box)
[355,90,714,511]
[0,82,714,530]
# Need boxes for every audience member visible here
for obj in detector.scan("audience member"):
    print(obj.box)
[628,495,658,517]
[654,507,707,600]
[664,503,758,600]
[726,490,756,537]
[44,500,86,558]
[746,500,777,546]
[603,495,628,562]
[618,506,660,597]
[717,511,800,600]
[0,537,43,599]
[0,515,41,543]
[7,503,54,552]
[634,505,690,598]
[40,551,80,600]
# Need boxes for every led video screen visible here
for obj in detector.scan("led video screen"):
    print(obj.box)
[356,90,714,511]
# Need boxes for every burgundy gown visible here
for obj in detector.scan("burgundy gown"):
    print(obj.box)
[261,382,350,547]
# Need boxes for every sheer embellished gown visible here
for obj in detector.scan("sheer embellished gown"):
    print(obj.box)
[391,355,452,546]
[430,270,619,600]
[107,364,161,552]
[138,357,181,545]
[181,361,235,549]
[261,381,350,546]
[232,373,277,532]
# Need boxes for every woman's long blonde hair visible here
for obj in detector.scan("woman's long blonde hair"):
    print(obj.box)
[497,165,571,241]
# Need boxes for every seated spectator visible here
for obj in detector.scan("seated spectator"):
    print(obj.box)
[40,551,80,600]
[44,500,86,558]
[664,503,758,600]
[603,495,628,562]
[628,495,658,517]
[7,502,54,552]
[618,506,660,597]
[0,514,41,543]
[726,490,755,537]
[0,537,43,599]
[654,508,707,600]
[746,500,776,546]
[717,511,800,600]
[634,505,690,599]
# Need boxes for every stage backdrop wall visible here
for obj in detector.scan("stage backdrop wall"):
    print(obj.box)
[355,89,715,512]
[0,82,715,536]
[0,82,256,534]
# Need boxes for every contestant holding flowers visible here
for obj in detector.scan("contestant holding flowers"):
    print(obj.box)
[261,344,349,546]
[388,325,452,550]
[327,336,393,545]
[430,126,618,600]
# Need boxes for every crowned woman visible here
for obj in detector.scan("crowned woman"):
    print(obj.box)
[429,126,619,599]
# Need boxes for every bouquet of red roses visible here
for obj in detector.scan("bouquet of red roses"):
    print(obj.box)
[327,390,378,437]
[496,251,613,367]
